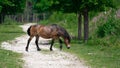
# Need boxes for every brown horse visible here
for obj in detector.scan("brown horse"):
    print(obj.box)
[26,24,71,51]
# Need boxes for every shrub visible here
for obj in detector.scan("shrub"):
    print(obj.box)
[97,14,120,37]
[3,17,21,25]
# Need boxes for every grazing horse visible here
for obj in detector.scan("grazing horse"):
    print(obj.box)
[26,24,71,51]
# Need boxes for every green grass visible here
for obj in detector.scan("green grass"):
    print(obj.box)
[61,42,120,68]
[51,31,120,68]
[0,24,24,68]
[0,49,23,68]
[53,38,120,68]
[0,25,24,43]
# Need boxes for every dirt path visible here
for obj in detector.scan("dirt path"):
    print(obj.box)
[1,23,89,68]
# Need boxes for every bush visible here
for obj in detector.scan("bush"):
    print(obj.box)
[97,13,120,37]
[3,17,21,25]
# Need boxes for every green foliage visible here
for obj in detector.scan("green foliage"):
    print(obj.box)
[113,0,120,9]
[34,0,53,12]
[97,12,120,37]
[0,6,2,12]
[2,17,21,25]
[34,0,115,13]
[88,9,120,48]
[34,0,115,41]
[49,12,77,23]
[0,0,26,14]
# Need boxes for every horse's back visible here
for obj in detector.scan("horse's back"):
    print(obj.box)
[38,24,60,39]
[29,25,41,36]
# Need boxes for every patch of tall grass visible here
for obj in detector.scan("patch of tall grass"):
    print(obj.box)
[89,10,120,47]
[0,19,24,68]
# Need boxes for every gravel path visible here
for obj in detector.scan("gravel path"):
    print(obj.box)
[1,23,89,68]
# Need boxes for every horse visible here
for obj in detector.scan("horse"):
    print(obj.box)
[26,24,71,51]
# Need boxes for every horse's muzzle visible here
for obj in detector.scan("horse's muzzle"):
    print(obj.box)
[67,45,70,49]
[67,47,70,49]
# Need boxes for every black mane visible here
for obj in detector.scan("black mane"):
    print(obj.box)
[51,24,71,43]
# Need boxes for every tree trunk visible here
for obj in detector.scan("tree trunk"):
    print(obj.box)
[78,12,82,40]
[83,9,89,42]
[0,13,5,24]
[0,14,2,24]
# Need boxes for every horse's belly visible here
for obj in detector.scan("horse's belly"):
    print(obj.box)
[38,32,52,39]
[39,33,59,39]
[40,34,52,39]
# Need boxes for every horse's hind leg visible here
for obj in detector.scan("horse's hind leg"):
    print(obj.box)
[35,36,41,51]
[26,36,33,51]
[59,39,63,50]
[50,39,54,51]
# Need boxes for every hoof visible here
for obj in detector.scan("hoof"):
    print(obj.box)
[25,47,28,52]
[60,49,62,51]
[37,48,41,51]
[50,48,53,51]
[67,47,70,49]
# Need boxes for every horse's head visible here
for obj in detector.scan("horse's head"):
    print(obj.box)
[55,24,71,49]
[64,38,71,49]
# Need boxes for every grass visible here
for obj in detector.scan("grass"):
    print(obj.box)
[61,42,120,68]
[0,24,24,68]
[0,49,23,68]
[0,25,24,43]
[53,38,120,68]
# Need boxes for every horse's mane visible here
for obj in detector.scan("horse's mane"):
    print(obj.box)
[51,24,71,43]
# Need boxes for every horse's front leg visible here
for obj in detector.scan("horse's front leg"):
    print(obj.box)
[35,36,41,51]
[50,39,54,51]
[26,36,33,51]
[59,39,63,50]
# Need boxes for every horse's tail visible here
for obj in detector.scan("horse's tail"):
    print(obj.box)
[27,26,31,36]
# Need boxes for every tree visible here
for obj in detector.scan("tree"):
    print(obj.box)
[34,0,115,42]
[80,0,115,42]
[0,0,26,23]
